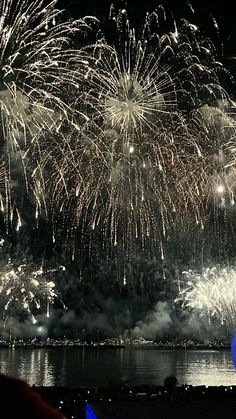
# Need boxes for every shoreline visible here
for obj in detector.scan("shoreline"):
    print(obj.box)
[0,343,231,350]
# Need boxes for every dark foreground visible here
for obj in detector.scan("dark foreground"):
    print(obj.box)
[35,383,236,418]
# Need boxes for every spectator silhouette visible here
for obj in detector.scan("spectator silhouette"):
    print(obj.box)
[164,375,178,400]
[0,374,65,418]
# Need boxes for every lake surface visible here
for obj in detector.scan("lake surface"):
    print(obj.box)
[0,347,236,387]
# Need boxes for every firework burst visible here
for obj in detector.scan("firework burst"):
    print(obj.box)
[1,4,235,263]
[83,8,178,137]
[190,104,236,206]
[0,255,65,324]
[176,265,236,327]
[0,0,93,228]
[86,45,175,136]
[38,7,236,258]
[0,0,91,146]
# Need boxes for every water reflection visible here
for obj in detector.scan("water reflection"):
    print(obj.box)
[0,348,55,386]
[179,350,235,386]
[0,348,236,387]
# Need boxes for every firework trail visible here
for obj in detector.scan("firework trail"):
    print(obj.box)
[194,104,236,205]
[39,7,236,258]
[176,265,236,327]
[0,254,65,324]
[0,0,92,227]
[0,0,90,147]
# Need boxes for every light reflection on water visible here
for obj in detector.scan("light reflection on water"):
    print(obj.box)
[180,350,235,386]
[0,348,235,387]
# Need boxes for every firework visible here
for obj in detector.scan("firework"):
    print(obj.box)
[0,0,90,148]
[0,0,93,228]
[0,3,235,262]
[83,8,178,136]
[39,8,235,258]
[189,104,236,209]
[176,265,236,327]
[0,256,65,324]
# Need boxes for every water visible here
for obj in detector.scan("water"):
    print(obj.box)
[0,347,236,387]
